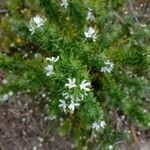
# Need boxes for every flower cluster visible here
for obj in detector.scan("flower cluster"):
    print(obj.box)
[65,78,91,93]
[59,78,91,114]
[60,0,68,9]
[29,15,46,35]
[45,56,59,76]
[101,60,114,73]
[92,120,106,131]
[84,9,97,41]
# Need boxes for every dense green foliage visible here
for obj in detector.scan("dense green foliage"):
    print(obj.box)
[0,0,150,149]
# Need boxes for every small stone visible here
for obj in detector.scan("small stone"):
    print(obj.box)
[23,131,27,136]
[128,130,131,134]
[50,136,55,142]
[140,4,143,7]
[38,143,43,147]
[32,146,37,150]
[137,131,141,135]
[29,109,33,114]
[41,114,44,117]
[22,118,26,122]
[38,137,44,143]
[25,103,28,107]
[44,116,48,121]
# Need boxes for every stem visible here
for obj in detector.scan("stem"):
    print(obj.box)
[113,11,124,24]
[128,0,140,25]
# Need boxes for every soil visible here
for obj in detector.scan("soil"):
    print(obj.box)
[0,96,71,150]
[0,97,150,150]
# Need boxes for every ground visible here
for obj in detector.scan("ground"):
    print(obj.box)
[0,95,150,150]
[0,95,71,150]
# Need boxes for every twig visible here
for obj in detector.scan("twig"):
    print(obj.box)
[129,123,139,144]
[128,0,140,25]
[114,140,127,145]
[0,9,8,14]
[8,108,28,117]
[113,11,124,24]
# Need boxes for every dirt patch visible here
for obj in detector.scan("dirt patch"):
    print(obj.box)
[0,96,149,150]
[0,97,71,150]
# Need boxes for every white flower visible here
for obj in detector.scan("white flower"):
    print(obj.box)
[61,0,68,9]
[59,99,67,113]
[92,120,106,131]
[65,78,77,89]
[45,65,54,76]
[68,99,80,113]
[86,9,95,21]
[92,122,100,131]
[84,27,97,42]
[46,56,59,63]
[99,120,106,128]
[29,15,46,34]
[101,60,114,73]
[80,80,91,92]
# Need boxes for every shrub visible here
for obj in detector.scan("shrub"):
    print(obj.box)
[0,0,150,149]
